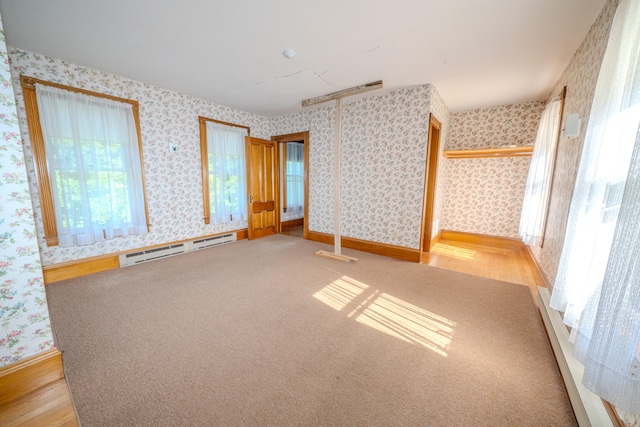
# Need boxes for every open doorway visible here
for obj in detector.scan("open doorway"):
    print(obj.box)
[272,131,309,239]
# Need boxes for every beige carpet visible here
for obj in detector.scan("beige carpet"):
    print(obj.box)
[46,234,576,426]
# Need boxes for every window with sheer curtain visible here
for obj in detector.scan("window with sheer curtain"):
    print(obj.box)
[33,82,148,247]
[519,98,562,246]
[205,121,248,225]
[284,142,304,219]
[550,0,640,413]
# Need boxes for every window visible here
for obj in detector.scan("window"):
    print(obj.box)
[198,117,250,225]
[519,88,564,247]
[282,142,304,220]
[549,0,640,413]
[21,76,149,247]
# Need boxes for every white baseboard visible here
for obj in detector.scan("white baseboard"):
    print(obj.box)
[537,286,613,427]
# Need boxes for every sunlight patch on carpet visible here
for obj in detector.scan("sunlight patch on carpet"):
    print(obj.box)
[314,276,456,356]
[313,276,369,311]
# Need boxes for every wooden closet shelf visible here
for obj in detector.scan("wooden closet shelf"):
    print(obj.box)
[443,146,534,159]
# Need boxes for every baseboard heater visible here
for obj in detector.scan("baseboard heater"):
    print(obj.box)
[119,232,237,267]
[537,286,614,427]
[189,233,236,251]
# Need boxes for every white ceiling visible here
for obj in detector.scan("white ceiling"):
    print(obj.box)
[0,0,606,117]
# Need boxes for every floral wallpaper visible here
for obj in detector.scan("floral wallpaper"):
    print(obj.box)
[9,48,272,266]
[10,51,438,260]
[448,101,545,150]
[6,48,454,258]
[340,86,431,248]
[440,101,542,239]
[441,157,531,238]
[272,86,432,249]
[0,21,53,367]
[271,105,336,234]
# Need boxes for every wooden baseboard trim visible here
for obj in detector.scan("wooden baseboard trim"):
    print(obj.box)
[0,348,64,406]
[236,229,248,240]
[306,231,420,262]
[523,245,552,290]
[429,230,442,250]
[43,254,119,284]
[281,218,304,230]
[43,228,249,284]
[439,230,524,251]
[307,230,333,245]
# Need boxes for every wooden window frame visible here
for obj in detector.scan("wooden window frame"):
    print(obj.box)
[539,86,567,247]
[20,75,150,247]
[198,117,250,225]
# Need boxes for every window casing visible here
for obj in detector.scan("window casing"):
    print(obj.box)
[21,76,149,247]
[519,87,565,247]
[198,117,250,225]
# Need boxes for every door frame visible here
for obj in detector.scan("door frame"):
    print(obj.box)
[272,131,310,240]
[419,114,441,253]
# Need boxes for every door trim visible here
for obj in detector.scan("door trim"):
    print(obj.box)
[420,114,441,253]
[272,131,310,240]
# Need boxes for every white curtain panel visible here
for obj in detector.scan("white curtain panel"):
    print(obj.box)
[581,128,640,412]
[205,121,248,224]
[519,99,561,246]
[36,84,147,247]
[550,0,640,413]
[285,142,304,217]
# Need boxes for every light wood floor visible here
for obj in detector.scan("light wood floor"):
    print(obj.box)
[283,226,542,295]
[421,238,545,299]
[0,378,78,427]
[1,232,542,426]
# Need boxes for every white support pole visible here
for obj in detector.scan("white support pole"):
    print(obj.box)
[306,80,382,263]
[334,98,342,256]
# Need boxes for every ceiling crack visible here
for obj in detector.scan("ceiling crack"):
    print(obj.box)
[356,36,404,58]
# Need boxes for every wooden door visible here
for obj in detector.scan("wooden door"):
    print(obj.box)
[246,136,278,239]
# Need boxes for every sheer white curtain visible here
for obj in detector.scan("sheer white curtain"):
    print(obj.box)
[550,0,640,413]
[36,84,147,247]
[206,121,248,224]
[285,142,304,218]
[519,99,562,246]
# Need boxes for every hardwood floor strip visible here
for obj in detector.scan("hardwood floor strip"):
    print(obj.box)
[0,379,78,427]
[423,238,539,293]
[0,348,63,406]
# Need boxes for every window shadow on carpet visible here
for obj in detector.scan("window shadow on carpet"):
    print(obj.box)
[313,275,456,357]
